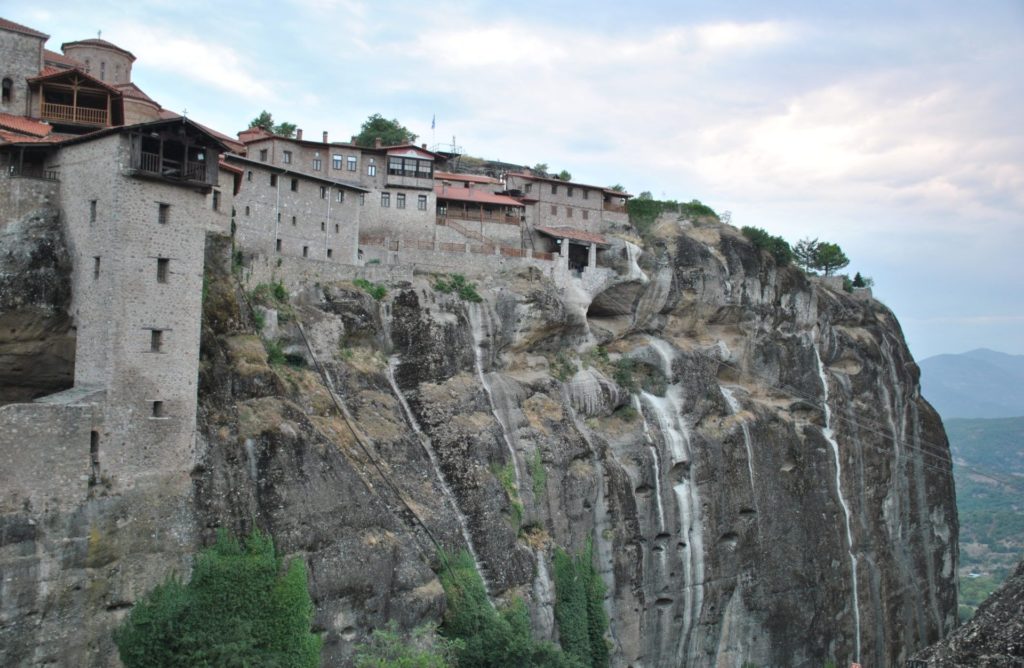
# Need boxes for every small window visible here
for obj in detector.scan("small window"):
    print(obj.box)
[359,193,365,206]
[551,184,558,194]
[381,192,390,207]
[582,209,589,220]
[245,205,250,216]
[320,221,325,231]
[525,183,532,193]
[320,185,327,199]
[335,190,344,203]
[567,207,573,218]
[396,193,406,209]
[1,78,12,104]
[93,256,101,279]
[302,246,308,258]
[418,194,427,210]
[100,61,106,80]
[550,205,557,215]
[157,258,169,283]
[582,189,589,200]
[277,212,281,222]
[89,200,97,223]
[567,187,574,197]
[150,329,163,352]
[158,203,170,224]
[367,164,376,177]
[259,149,268,162]
[247,170,253,182]
[332,154,342,170]
[312,158,322,171]
[347,156,357,171]
[212,190,221,211]
[283,150,292,164]
[327,248,333,259]
[334,223,339,233]
[290,178,298,192]
[270,174,278,187]
[276,239,282,252]
[151,400,165,417]
[291,215,297,226]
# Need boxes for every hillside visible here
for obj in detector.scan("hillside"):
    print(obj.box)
[947,416,1024,620]
[919,349,1024,419]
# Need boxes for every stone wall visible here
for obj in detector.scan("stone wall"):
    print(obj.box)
[0,28,42,117]
[61,42,133,84]
[240,250,412,291]
[0,175,59,224]
[230,158,362,265]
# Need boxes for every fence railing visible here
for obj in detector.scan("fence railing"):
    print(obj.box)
[41,102,108,125]
[359,235,554,262]
[7,165,59,181]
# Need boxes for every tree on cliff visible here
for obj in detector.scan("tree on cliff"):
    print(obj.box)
[113,529,320,667]
[248,110,297,138]
[812,242,850,275]
[354,114,418,147]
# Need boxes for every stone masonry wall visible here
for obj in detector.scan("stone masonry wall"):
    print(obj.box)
[0,28,42,117]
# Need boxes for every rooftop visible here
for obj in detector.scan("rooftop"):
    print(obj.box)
[535,226,610,247]
[0,17,48,39]
[0,113,53,139]
[435,171,501,185]
[43,49,81,68]
[434,184,524,208]
[508,171,632,198]
[60,38,136,62]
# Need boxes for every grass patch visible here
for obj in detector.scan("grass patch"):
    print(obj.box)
[529,450,547,498]
[434,274,483,302]
[354,278,388,300]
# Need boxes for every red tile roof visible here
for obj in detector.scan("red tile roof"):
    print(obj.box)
[0,113,53,138]
[0,17,48,39]
[43,49,81,68]
[435,184,524,208]
[115,82,157,104]
[507,171,632,199]
[435,171,501,184]
[28,68,123,95]
[535,226,610,246]
[61,38,136,61]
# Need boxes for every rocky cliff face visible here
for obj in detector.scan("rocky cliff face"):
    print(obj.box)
[0,217,958,667]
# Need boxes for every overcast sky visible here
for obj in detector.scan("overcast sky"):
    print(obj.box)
[9,0,1023,360]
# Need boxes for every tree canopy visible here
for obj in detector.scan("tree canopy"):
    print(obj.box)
[556,170,572,181]
[792,237,851,275]
[113,529,321,668]
[354,114,418,147]
[248,110,297,139]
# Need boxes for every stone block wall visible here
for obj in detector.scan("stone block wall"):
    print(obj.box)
[0,175,59,224]
[0,28,43,117]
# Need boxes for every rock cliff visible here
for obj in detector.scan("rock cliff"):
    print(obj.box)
[0,216,958,667]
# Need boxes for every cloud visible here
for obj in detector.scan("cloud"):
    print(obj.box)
[109,22,273,100]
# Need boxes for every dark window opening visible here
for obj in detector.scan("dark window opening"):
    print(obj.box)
[1,78,12,104]
[151,329,163,352]
[302,246,308,258]
[157,258,169,283]
[89,200,97,223]
[320,221,325,231]
[291,215,297,226]
[158,203,170,224]
[212,190,221,211]
[270,173,278,187]
[327,248,333,258]
[334,223,339,233]
[290,178,298,192]
[151,400,165,417]
[276,239,282,252]
[247,170,253,181]
[93,256,101,279]
[89,430,100,485]
[259,149,268,161]
[245,205,250,216]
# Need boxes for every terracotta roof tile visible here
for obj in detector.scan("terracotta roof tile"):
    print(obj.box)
[28,68,123,95]
[435,171,501,184]
[435,184,524,208]
[0,113,53,138]
[115,82,157,104]
[0,17,48,39]
[535,226,610,246]
[43,49,81,68]
[508,171,632,199]
[61,38,136,61]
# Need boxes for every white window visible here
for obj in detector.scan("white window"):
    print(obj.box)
[367,164,377,177]
[381,192,390,207]
[283,150,292,164]
[347,156,357,171]
[418,195,427,210]
[333,154,342,169]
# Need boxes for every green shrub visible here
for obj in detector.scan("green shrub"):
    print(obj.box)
[113,529,320,668]
[354,278,388,300]
[741,226,793,266]
[529,450,548,498]
[553,541,609,667]
[438,551,577,668]
[252,309,266,331]
[265,339,286,365]
[250,280,289,307]
[552,353,579,382]
[434,274,483,303]
[613,358,636,391]
[354,623,462,668]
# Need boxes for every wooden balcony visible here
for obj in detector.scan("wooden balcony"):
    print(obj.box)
[131,151,210,185]
[40,102,108,126]
[603,201,627,214]
[437,210,522,226]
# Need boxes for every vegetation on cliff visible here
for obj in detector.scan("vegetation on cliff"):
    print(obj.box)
[113,530,320,667]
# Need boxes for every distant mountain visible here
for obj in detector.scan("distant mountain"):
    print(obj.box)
[919,348,1024,419]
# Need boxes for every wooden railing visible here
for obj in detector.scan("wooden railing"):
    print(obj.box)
[41,102,108,126]
[359,235,554,262]
[135,152,207,182]
[603,202,627,214]
[435,216,495,245]
[7,165,59,181]
[437,210,522,226]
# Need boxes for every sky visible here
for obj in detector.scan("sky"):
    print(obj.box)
[8,0,1023,360]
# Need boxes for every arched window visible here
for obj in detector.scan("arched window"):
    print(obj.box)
[1,78,12,104]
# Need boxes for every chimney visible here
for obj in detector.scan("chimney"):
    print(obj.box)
[421,143,427,150]
[296,128,303,140]
[323,131,328,143]
[351,135,357,144]
[374,137,382,149]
